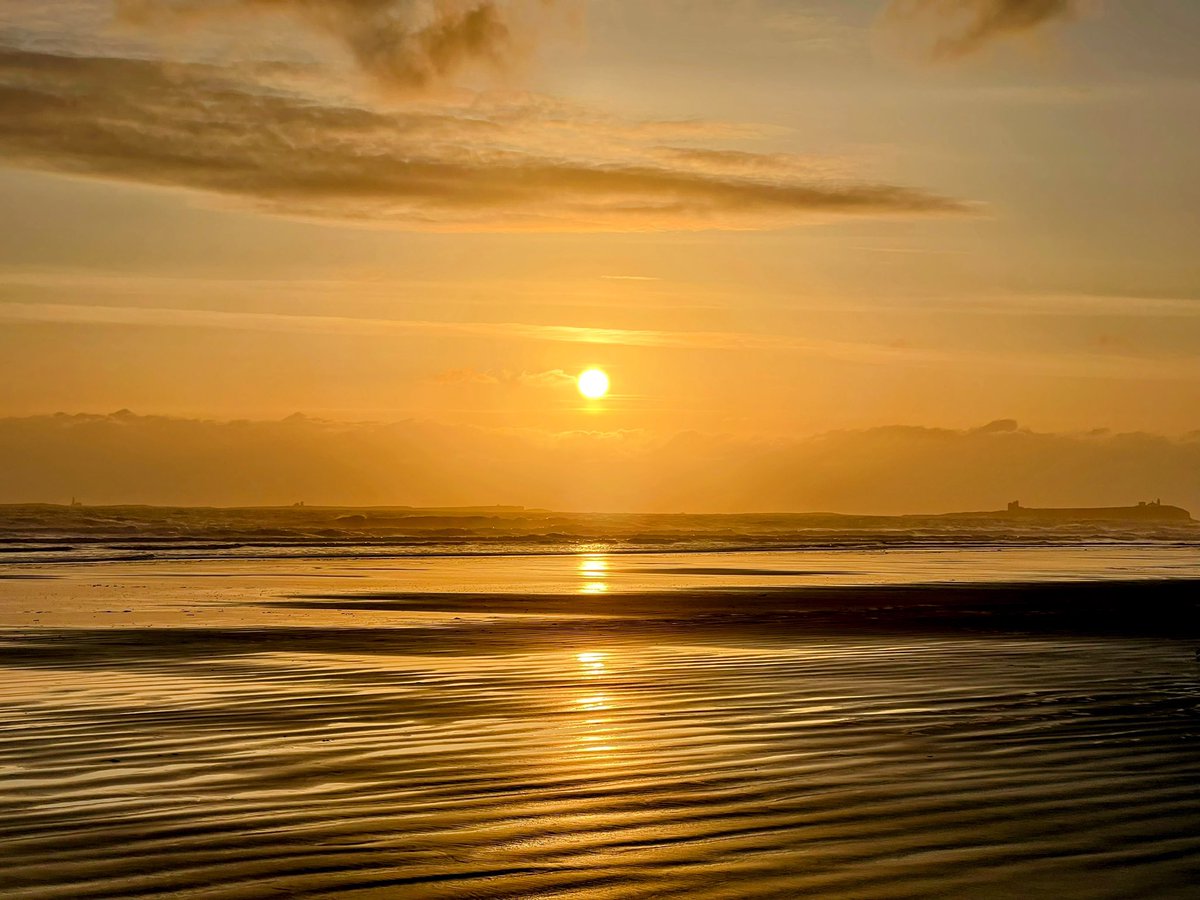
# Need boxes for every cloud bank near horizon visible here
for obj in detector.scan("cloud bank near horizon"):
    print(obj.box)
[2,412,1196,514]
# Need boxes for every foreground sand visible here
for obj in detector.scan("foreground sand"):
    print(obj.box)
[2,562,1199,898]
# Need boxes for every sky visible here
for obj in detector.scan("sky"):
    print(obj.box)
[0,1,1198,509]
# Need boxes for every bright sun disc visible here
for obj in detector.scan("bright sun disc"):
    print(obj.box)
[578,369,610,399]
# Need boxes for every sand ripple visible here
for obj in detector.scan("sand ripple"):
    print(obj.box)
[3,605,1200,898]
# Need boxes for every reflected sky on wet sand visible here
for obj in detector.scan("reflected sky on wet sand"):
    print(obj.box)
[2,552,1200,897]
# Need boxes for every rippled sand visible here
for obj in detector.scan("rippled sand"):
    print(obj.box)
[2,561,1200,898]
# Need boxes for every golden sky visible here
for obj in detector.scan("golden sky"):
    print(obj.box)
[0,1,1198,508]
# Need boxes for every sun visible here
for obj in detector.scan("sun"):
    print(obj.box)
[577,368,610,399]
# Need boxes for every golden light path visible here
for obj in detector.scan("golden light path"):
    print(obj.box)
[578,553,609,594]
[577,368,610,399]
[574,651,615,755]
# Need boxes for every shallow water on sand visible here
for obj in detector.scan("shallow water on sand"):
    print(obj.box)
[3,544,1200,629]
[2,550,1200,898]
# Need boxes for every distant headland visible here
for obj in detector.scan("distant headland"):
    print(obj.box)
[973,500,1193,523]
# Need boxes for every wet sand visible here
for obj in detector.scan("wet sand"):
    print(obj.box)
[2,561,1200,898]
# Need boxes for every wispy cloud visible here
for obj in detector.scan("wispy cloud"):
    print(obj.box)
[433,367,575,387]
[115,0,568,91]
[433,367,502,385]
[5,298,1199,380]
[0,297,886,354]
[516,368,577,387]
[885,0,1082,59]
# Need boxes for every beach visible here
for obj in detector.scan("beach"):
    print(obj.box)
[2,549,1200,898]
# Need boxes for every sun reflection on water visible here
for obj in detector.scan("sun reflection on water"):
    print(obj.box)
[577,694,611,712]
[577,553,610,595]
[577,651,606,672]
[579,558,607,575]
[571,650,618,757]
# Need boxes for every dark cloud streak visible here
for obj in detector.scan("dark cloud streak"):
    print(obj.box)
[886,0,1081,59]
[0,47,968,231]
[115,0,556,91]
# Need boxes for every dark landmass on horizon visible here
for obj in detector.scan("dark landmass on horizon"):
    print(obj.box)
[2,499,1193,525]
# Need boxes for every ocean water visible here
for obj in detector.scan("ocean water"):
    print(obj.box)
[1,504,1197,567]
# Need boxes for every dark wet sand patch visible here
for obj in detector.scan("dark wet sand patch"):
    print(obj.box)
[628,566,854,576]
[277,580,1200,638]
